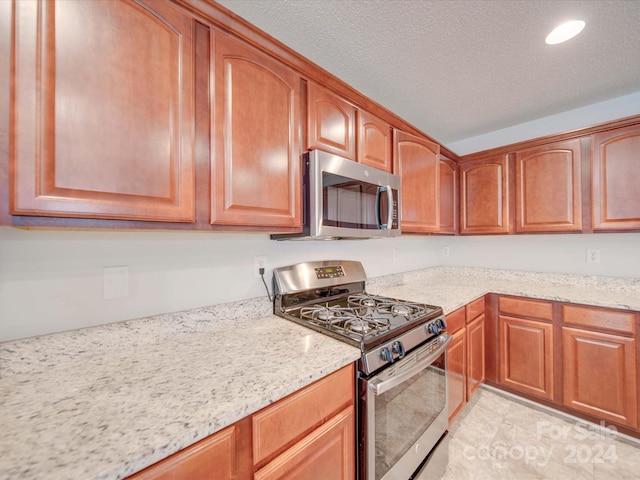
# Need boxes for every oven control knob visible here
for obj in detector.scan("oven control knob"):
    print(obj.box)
[428,322,440,335]
[380,347,393,363]
[392,341,405,358]
[437,318,447,330]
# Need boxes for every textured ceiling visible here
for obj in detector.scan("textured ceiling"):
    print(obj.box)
[216,0,640,148]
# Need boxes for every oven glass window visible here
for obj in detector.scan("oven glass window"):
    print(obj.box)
[374,358,446,479]
[322,172,388,229]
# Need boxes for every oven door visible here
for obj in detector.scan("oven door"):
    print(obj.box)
[360,333,451,480]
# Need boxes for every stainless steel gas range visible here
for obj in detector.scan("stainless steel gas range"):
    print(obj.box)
[273,260,451,480]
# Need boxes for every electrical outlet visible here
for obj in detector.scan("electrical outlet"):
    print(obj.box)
[586,249,601,264]
[442,246,450,257]
[254,256,267,278]
[103,266,129,299]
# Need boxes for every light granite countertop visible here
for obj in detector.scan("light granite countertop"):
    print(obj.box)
[0,266,638,480]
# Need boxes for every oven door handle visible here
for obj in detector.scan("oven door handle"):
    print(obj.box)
[369,334,451,396]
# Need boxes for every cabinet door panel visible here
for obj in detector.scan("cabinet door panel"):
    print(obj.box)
[393,130,440,233]
[439,158,457,233]
[499,315,554,400]
[357,110,391,172]
[11,0,195,221]
[466,314,485,400]
[515,139,582,232]
[447,327,466,423]
[592,124,640,230]
[212,33,301,228]
[460,155,510,234]
[254,407,355,480]
[307,82,356,160]
[562,326,637,428]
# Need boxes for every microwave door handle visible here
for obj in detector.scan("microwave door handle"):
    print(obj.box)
[376,186,394,230]
[369,334,451,396]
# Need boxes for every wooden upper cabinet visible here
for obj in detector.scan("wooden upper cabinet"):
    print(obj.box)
[10,0,195,222]
[459,155,511,234]
[439,157,458,234]
[591,124,640,231]
[212,33,302,228]
[515,139,582,233]
[393,130,440,233]
[357,110,392,172]
[307,82,356,160]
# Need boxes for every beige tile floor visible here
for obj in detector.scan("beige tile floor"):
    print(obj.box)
[443,387,640,480]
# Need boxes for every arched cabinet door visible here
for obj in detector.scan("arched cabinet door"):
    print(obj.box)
[591,124,640,231]
[211,33,302,228]
[357,110,392,172]
[393,129,440,233]
[514,139,583,233]
[459,155,511,234]
[307,82,356,160]
[11,0,195,222]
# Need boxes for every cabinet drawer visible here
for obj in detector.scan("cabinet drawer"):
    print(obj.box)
[446,307,466,334]
[562,305,636,335]
[466,297,485,323]
[252,364,354,466]
[499,296,553,321]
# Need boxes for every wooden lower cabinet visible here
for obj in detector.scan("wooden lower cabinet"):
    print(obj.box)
[466,314,486,400]
[127,364,355,479]
[254,407,354,480]
[129,420,252,480]
[498,315,554,400]
[562,326,637,429]
[447,326,467,423]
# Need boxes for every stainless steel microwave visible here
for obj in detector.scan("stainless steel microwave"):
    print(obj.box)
[272,150,401,240]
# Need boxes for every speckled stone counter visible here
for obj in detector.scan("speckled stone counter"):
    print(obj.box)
[1,266,638,480]
[0,298,360,480]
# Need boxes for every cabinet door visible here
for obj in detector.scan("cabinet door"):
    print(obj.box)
[307,82,356,160]
[499,315,554,400]
[447,327,466,423]
[562,326,637,428]
[254,406,355,480]
[11,0,195,222]
[591,124,640,230]
[393,130,440,233]
[357,110,392,172]
[129,421,251,480]
[212,33,301,228]
[466,314,486,400]
[515,139,582,232]
[439,157,457,234]
[459,155,510,234]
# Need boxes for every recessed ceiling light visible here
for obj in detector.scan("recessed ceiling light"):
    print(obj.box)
[545,20,586,45]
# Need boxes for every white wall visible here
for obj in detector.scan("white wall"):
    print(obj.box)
[0,228,439,341]
[436,233,640,278]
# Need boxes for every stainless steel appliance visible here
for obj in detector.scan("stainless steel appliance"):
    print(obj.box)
[271,150,401,240]
[273,260,450,480]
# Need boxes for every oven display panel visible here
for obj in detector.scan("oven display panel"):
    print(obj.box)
[314,266,345,279]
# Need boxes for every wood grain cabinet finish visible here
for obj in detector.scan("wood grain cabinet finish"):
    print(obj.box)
[459,155,511,234]
[254,406,355,480]
[212,33,302,228]
[10,0,195,222]
[128,420,252,480]
[562,326,637,429]
[466,314,486,401]
[439,157,458,233]
[447,326,467,423]
[307,82,356,160]
[591,124,640,231]
[393,129,440,233]
[514,139,582,232]
[357,110,392,172]
[499,315,554,400]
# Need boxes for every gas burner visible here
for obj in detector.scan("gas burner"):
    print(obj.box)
[391,304,411,317]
